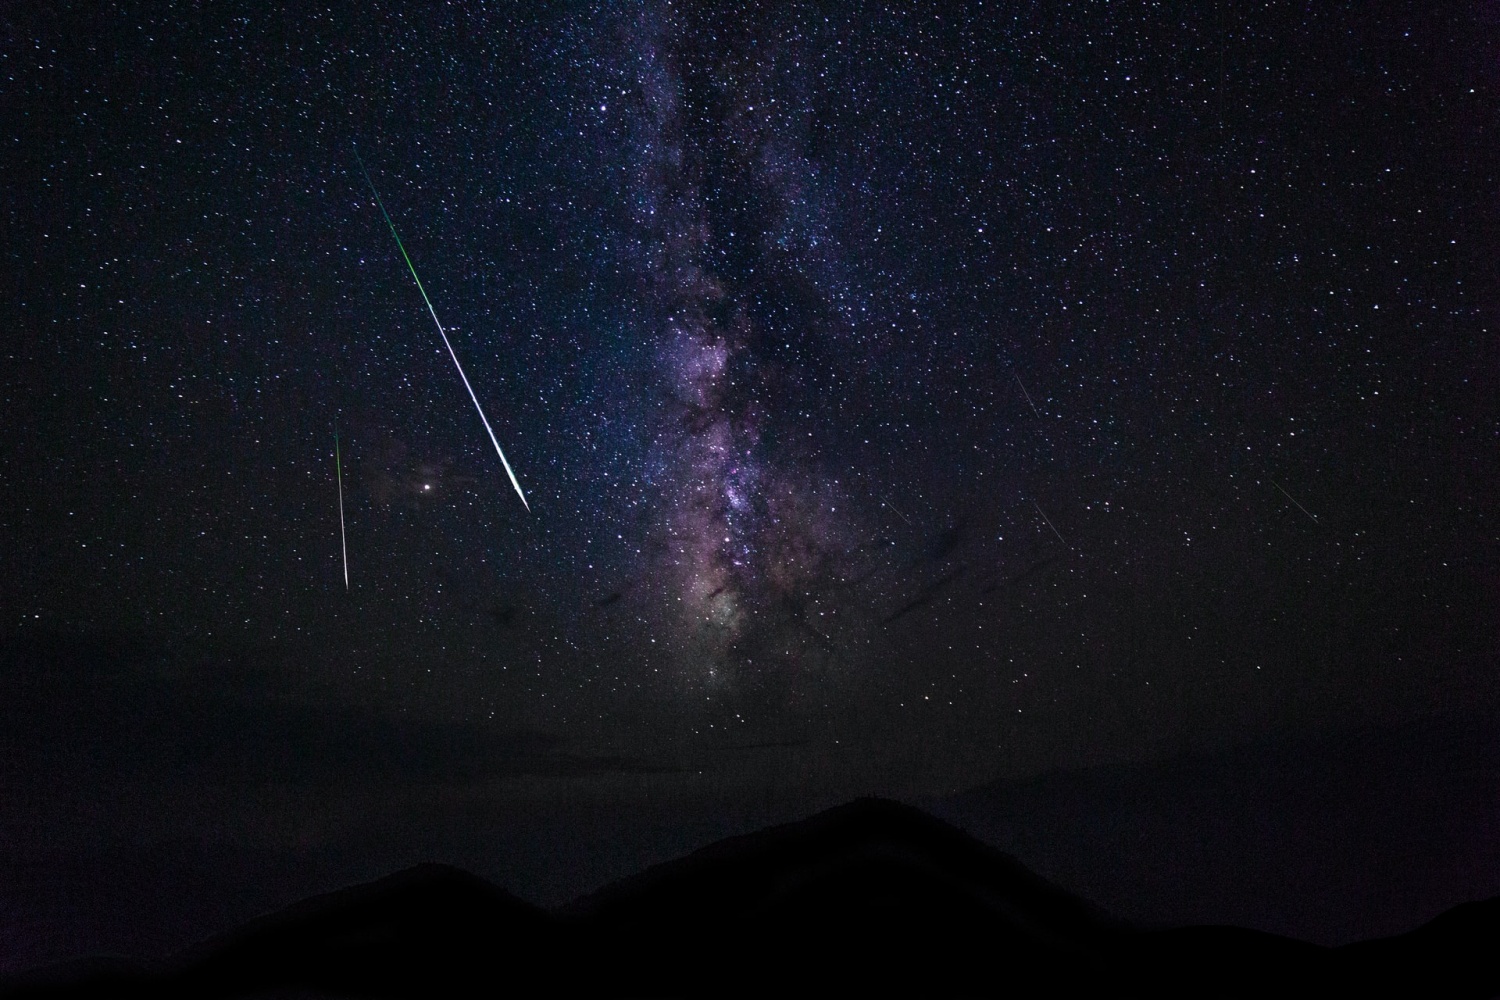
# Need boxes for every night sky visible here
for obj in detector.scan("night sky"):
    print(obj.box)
[3,0,1498,966]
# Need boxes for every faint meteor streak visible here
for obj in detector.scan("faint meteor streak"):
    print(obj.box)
[1033,499,1067,546]
[1012,370,1041,419]
[335,430,349,589]
[1270,479,1318,524]
[882,496,912,525]
[354,148,531,512]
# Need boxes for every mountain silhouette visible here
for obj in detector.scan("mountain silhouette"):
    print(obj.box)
[560,797,1126,996]
[929,715,1500,944]
[5,798,1497,998]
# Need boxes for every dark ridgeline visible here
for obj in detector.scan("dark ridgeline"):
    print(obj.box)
[4,799,1497,998]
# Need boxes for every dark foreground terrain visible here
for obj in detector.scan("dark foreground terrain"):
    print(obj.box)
[5,799,1497,998]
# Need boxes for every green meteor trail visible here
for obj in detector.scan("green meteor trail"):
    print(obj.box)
[354,148,531,512]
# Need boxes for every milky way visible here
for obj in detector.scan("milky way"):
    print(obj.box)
[596,4,879,689]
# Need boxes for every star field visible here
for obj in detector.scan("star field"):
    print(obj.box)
[4,0,1497,796]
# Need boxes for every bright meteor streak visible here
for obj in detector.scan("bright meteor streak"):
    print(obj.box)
[354,149,531,512]
[335,430,349,589]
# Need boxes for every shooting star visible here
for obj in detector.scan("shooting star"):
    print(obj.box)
[354,148,531,512]
[1032,499,1067,547]
[1012,370,1041,419]
[335,430,349,590]
[882,496,912,526]
[1270,479,1319,524]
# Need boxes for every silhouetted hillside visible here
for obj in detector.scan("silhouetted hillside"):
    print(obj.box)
[930,715,1500,944]
[560,797,1128,996]
[5,799,1497,998]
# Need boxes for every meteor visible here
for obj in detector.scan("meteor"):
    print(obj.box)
[1012,369,1041,419]
[354,148,531,512]
[335,430,349,590]
[1270,479,1318,524]
[882,496,912,526]
[1033,499,1067,547]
